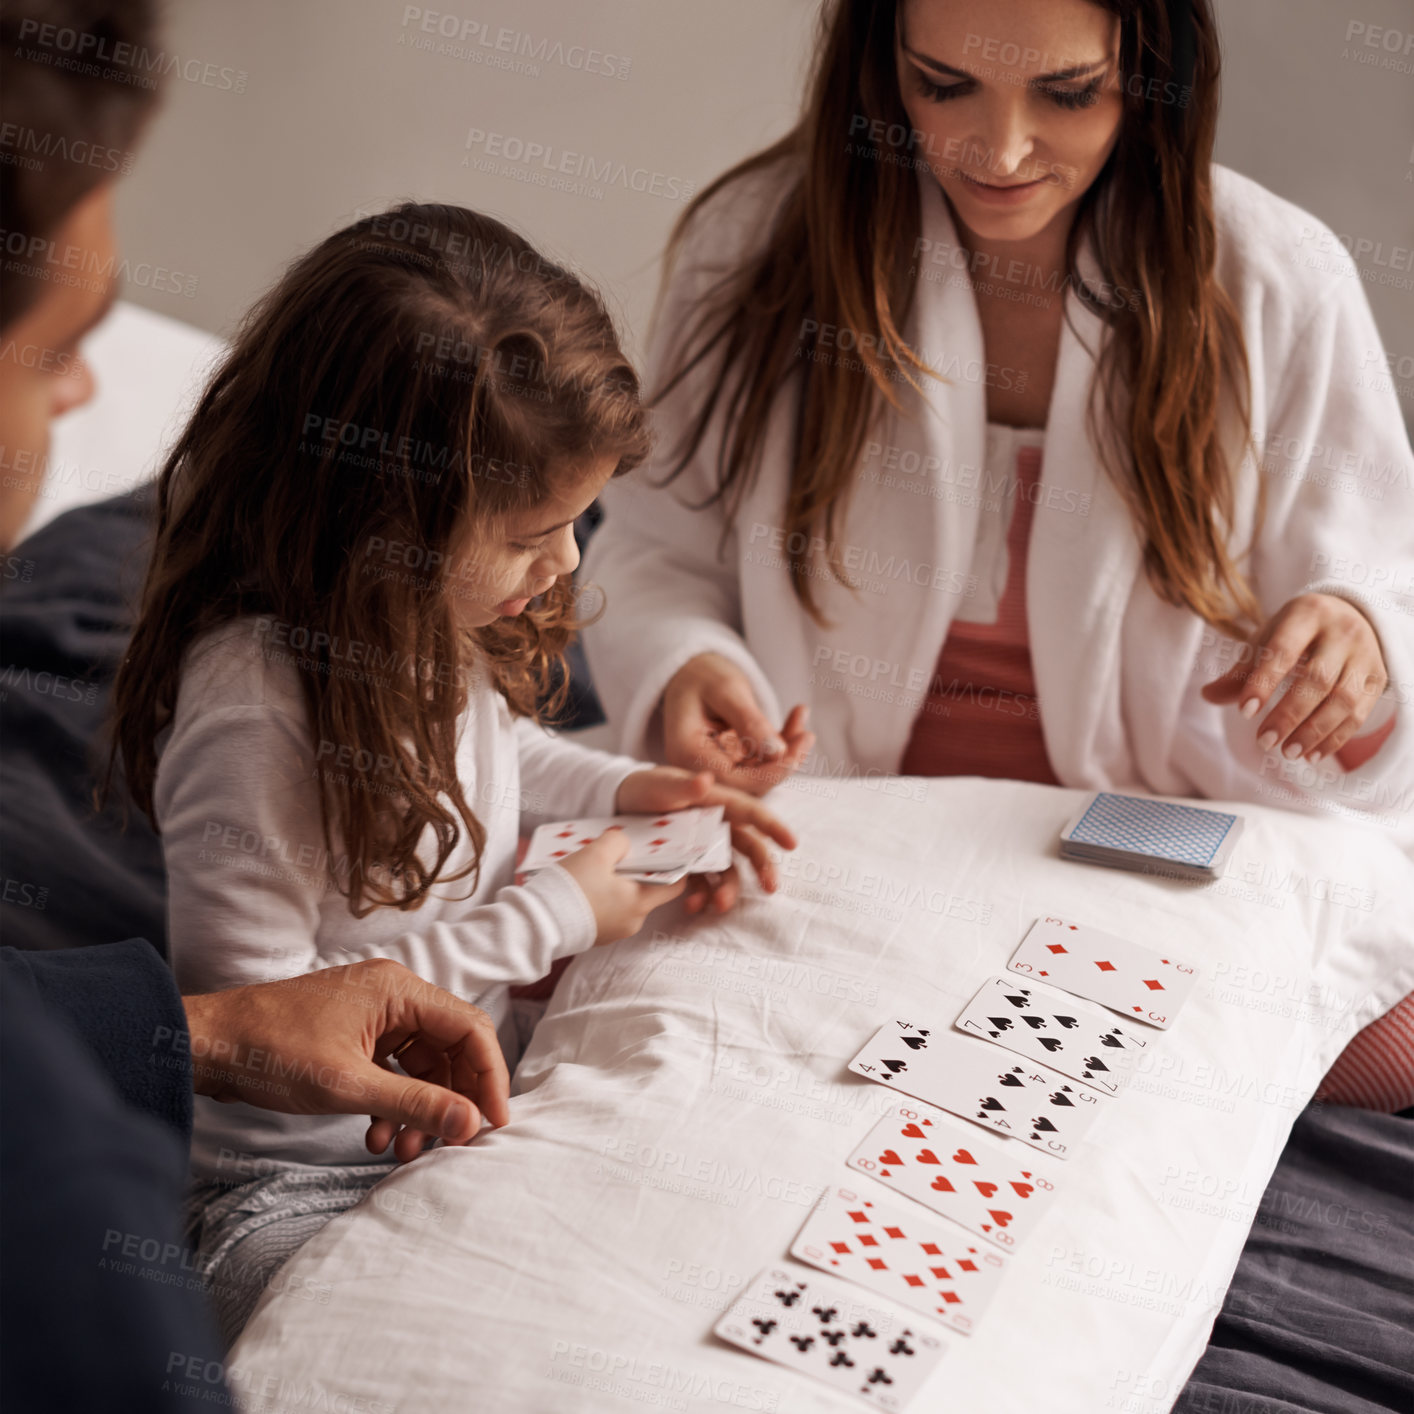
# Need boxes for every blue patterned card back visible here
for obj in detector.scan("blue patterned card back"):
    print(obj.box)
[1063,793,1240,867]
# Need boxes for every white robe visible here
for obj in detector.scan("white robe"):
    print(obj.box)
[583,162,1414,852]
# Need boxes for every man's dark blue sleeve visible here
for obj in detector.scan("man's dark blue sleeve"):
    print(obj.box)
[3,938,194,1140]
[1,941,227,1412]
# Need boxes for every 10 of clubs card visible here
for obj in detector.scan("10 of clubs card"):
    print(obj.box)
[849,1022,1103,1158]
[846,1102,1059,1252]
[715,1264,947,1410]
[953,975,1147,1096]
[791,1185,1008,1336]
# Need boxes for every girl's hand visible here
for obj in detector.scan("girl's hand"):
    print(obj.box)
[615,766,798,915]
[1200,593,1389,764]
[555,828,687,947]
[660,653,814,797]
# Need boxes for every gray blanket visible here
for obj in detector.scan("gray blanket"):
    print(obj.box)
[1174,1103,1414,1414]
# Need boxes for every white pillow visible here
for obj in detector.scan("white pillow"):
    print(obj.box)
[21,301,221,541]
[230,777,1413,1414]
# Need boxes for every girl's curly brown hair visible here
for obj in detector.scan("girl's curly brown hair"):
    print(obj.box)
[103,202,649,916]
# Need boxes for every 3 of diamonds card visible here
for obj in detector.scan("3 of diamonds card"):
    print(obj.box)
[953,975,1147,1096]
[845,1102,1059,1251]
[714,1264,947,1410]
[848,1021,1104,1158]
[1008,916,1199,1029]
[791,1185,1008,1336]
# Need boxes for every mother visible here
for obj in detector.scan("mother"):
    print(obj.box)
[582,0,1413,843]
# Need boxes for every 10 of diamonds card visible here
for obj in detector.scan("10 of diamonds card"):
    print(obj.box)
[790,1185,1008,1336]
[846,1102,1060,1251]
[848,1021,1103,1158]
[715,1264,947,1410]
[953,975,1147,1096]
[1008,916,1199,1029]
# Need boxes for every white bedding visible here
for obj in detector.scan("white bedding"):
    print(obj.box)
[229,775,1413,1414]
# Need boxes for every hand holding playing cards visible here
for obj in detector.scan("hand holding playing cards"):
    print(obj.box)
[614,766,798,914]
[1200,593,1388,764]
[555,829,689,946]
[660,653,814,796]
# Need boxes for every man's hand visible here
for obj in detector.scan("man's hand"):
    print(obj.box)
[181,958,510,1164]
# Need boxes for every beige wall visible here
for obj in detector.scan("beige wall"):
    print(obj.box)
[1210,0,1413,423]
[115,0,1413,417]
[114,0,816,360]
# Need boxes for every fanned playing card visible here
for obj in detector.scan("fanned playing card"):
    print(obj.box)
[520,805,729,883]
[845,1102,1059,1252]
[849,1021,1104,1158]
[791,1185,1008,1336]
[715,1264,947,1409]
[953,975,1147,1095]
[1009,916,1199,1029]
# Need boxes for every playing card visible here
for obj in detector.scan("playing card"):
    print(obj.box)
[520,806,727,879]
[1059,791,1243,878]
[791,1185,1008,1335]
[624,825,733,883]
[953,975,1147,1096]
[849,1021,1104,1158]
[682,825,732,874]
[1009,916,1199,1029]
[618,866,693,885]
[845,1102,1059,1251]
[715,1264,947,1409]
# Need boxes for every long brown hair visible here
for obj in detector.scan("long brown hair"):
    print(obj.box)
[104,203,648,915]
[656,0,1259,639]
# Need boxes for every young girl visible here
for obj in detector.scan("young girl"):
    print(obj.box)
[105,201,794,1340]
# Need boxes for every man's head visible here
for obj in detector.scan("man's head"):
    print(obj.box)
[0,0,159,549]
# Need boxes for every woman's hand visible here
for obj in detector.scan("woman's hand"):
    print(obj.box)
[660,653,814,796]
[554,829,687,947]
[615,765,798,915]
[1200,593,1389,763]
[181,958,511,1166]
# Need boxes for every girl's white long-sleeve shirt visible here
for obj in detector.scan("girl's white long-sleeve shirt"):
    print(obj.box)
[154,617,646,1174]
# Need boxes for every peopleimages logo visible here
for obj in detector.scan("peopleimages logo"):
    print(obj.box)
[13,18,248,92]
[0,228,198,297]
[462,128,694,202]
[0,123,136,175]
[400,7,631,79]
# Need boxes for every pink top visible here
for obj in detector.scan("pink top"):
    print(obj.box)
[899,425,1396,784]
[900,429,1059,784]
